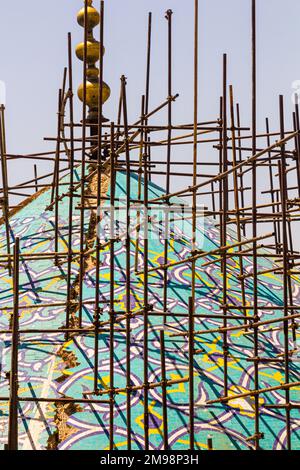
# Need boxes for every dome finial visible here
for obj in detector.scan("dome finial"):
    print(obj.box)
[76,0,110,123]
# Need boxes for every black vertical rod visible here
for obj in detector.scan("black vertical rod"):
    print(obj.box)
[50,89,62,204]
[51,68,67,264]
[229,85,247,321]
[251,0,260,450]
[145,12,152,117]
[121,75,133,450]
[279,95,291,450]
[211,181,216,219]
[222,53,229,396]
[218,96,223,252]
[66,32,75,338]
[34,165,38,193]
[265,117,280,252]
[0,105,11,276]
[163,9,173,324]
[78,0,89,328]
[236,103,246,236]
[145,12,152,181]
[93,0,105,394]
[8,237,20,450]
[109,122,116,450]
[53,90,62,260]
[292,111,300,198]
[188,296,195,450]
[189,0,198,450]
[143,95,150,451]
[134,96,146,272]
[160,329,169,449]
[295,100,300,198]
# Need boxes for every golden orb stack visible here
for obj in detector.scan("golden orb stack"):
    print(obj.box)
[76,0,110,122]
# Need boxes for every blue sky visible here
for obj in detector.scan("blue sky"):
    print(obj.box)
[0,0,299,190]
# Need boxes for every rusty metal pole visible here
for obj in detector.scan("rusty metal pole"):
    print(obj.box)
[188,0,199,450]
[218,96,223,260]
[145,12,152,117]
[160,329,169,450]
[265,117,280,252]
[294,99,300,198]
[109,121,116,450]
[53,90,62,261]
[143,97,150,451]
[236,103,246,236]
[34,164,38,193]
[251,0,261,450]
[229,85,247,322]
[8,237,20,450]
[188,296,195,450]
[145,12,152,181]
[66,32,76,338]
[163,9,173,325]
[78,0,89,328]
[93,0,105,394]
[222,53,229,396]
[292,111,300,197]
[279,95,291,450]
[50,88,62,205]
[121,75,134,450]
[0,105,11,276]
[134,96,146,272]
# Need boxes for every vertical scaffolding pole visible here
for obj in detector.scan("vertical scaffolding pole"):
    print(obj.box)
[294,99,300,198]
[145,12,152,181]
[0,105,11,276]
[143,95,150,451]
[66,32,76,338]
[121,75,133,450]
[218,96,224,257]
[188,296,195,450]
[134,96,146,272]
[34,165,38,193]
[160,329,169,450]
[8,237,20,450]
[265,117,280,252]
[78,0,89,327]
[236,103,246,236]
[229,85,247,320]
[109,122,116,450]
[145,12,152,118]
[163,9,173,324]
[53,90,62,260]
[251,0,261,450]
[279,95,291,450]
[189,0,199,451]
[222,53,229,396]
[93,0,105,394]
[292,111,300,197]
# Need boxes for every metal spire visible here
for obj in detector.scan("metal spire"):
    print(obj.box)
[76,0,110,123]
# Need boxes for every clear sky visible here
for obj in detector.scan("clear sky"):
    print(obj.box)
[0,0,300,191]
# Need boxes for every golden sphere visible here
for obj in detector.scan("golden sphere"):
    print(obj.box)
[75,41,104,64]
[78,81,111,108]
[86,66,99,80]
[77,3,100,30]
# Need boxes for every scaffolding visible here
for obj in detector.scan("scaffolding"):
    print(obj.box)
[0,0,299,451]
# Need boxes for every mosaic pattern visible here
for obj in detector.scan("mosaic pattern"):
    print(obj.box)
[0,169,299,450]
